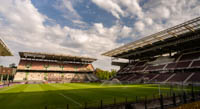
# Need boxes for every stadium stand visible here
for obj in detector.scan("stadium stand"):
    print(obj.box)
[190,60,200,68]
[17,60,94,72]
[0,39,15,84]
[145,64,166,71]
[14,72,26,81]
[14,52,98,83]
[187,72,200,83]
[167,72,191,82]
[178,51,200,61]
[102,16,200,84]
[151,73,173,82]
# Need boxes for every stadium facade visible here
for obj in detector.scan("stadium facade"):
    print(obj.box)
[103,16,200,84]
[14,52,98,83]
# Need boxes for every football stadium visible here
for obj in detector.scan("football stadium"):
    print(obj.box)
[1,0,200,108]
[0,16,200,109]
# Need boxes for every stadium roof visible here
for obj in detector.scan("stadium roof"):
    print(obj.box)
[19,52,97,63]
[0,39,12,56]
[102,16,200,59]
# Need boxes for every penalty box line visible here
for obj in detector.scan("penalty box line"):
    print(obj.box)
[58,93,82,107]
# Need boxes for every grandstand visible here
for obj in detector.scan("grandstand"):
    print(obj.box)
[1,17,200,109]
[14,52,98,83]
[0,39,14,83]
[103,16,200,85]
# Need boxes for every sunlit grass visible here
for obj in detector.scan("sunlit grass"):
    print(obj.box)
[0,83,194,109]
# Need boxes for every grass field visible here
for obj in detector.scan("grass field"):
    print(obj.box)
[0,83,193,109]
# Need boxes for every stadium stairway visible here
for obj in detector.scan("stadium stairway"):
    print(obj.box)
[183,72,195,83]
[164,73,176,83]
[86,74,93,81]
[88,74,99,81]
[188,60,194,68]
[149,74,160,82]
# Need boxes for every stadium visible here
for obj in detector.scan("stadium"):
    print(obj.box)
[15,52,98,83]
[1,0,200,107]
[0,16,200,109]
[103,16,200,85]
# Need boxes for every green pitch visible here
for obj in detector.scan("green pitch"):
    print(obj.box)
[0,83,191,109]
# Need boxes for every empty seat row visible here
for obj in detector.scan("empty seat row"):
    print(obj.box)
[179,52,200,61]
[116,72,200,83]
[14,72,98,82]
[18,60,94,72]
[118,60,199,74]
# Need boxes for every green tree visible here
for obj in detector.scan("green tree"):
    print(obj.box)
[95,68,117,80]
[9,63,17,68]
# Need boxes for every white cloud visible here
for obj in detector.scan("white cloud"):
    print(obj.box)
[134,21,145,32]
[54,0,81,20]
[160,7,171,19]
[93,23,105,35]
[146,6,171,20]
[92,0,124,19]
[1,0,200,71]
[118,0,143,18]
[92,0,143,19]
[119,26,132,37]
[133,0,200,37]
[92,0,200,36]
[144,18,153,25]
[72,20,87,25]
[0,0,123,70]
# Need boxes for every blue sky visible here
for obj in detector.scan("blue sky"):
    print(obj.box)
[31,0,118,28]
[0,0,200,70]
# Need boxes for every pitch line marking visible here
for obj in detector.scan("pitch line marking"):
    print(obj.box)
[59,93,82,106]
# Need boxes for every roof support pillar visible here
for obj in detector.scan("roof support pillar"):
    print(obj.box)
[169,49,172,57]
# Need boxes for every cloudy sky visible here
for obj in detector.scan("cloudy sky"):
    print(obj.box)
[0,0,200,70]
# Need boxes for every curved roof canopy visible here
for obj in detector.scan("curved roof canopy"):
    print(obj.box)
[0,39,12,56]
[102,16,200,58]
[19,52,97,63]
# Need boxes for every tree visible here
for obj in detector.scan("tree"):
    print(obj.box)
[94,68,117,80]
[9,63,17,68]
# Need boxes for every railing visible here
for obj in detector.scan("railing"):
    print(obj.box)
[42,85,200,109]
